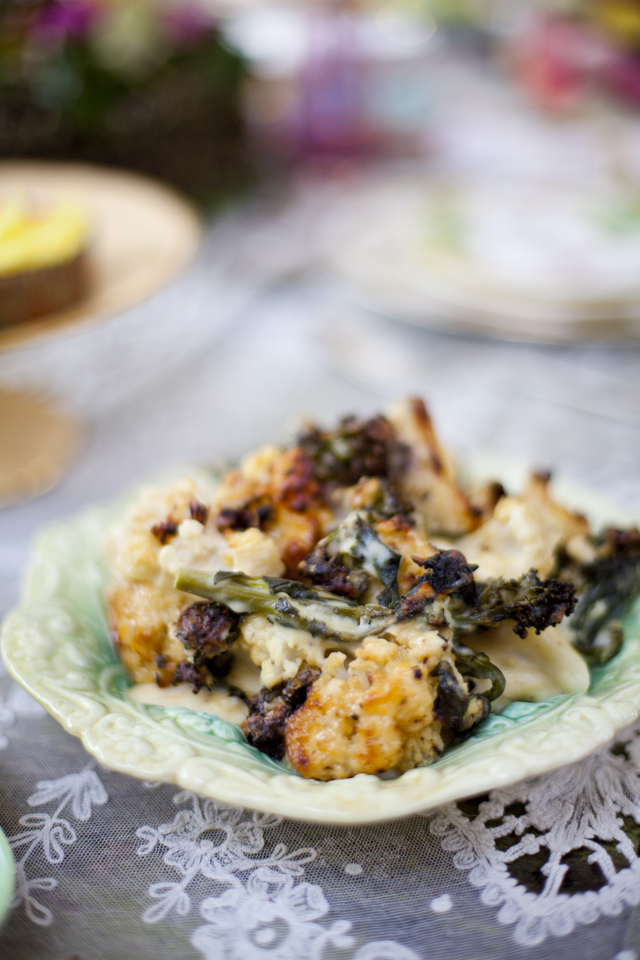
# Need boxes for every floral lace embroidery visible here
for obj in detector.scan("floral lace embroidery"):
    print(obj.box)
[7,761,108,925]
[191,869,419,960]
[138,790,419,960]
[136,791,315,923]
[429,720,640,947]
[191,869,354,960]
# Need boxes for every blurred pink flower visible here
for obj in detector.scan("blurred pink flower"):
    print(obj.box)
[603,53,640,105]
[33,0,100,42]
[162,4,214,46]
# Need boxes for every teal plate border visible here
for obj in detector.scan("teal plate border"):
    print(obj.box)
[1,462,639,825]
[0,826,16,926]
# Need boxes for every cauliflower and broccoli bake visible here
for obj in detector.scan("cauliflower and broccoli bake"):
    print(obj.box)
[106,398,640,780]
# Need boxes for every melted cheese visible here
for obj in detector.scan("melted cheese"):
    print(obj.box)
[466,621,590,711]
[128,682,248,725]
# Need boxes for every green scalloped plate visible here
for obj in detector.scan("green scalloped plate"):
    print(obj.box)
[1,459,639,824]
[0,825,15,927]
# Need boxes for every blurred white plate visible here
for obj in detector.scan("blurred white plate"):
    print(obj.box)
[322,175,640,342]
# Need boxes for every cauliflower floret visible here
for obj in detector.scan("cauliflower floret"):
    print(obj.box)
[106,479,202,584]
[108,580,186,685]
[285,633,466,780]
[159,519,227,583]
[387,397,480,536]
[222,528,285,577]
[454,473,589,581]
[211,445,280,514]
[108,478,230,685]
[239,614,327,688]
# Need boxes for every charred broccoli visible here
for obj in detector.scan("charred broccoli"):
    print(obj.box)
[397,549,477,621]
[298,414,409,487]
[559,528,640,664]
[446,569,577,640]
[172,601,241,691]
[243,668,321,760]
[298,544,369,601]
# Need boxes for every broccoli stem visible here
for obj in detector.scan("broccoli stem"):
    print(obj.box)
[175,569,396,642]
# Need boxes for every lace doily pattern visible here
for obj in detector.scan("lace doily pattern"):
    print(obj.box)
[135,788,419,960]
[2,672,640,959]
[7,762,107,926]
[430,720,640,946]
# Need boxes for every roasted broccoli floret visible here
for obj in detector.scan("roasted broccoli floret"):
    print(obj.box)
[298,414,409,487]
[298,544,369,601]
[446,569,577,640]
[397,549,477,621]
[243,668,321,760]
[171,661,209,692]
[172,601,241,691]
[559,528,640,664]
[176,601,241,660]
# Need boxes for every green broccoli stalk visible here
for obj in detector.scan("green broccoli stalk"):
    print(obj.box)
[174,569,396,642]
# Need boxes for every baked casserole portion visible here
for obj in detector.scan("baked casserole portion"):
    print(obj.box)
[107,398,639,780]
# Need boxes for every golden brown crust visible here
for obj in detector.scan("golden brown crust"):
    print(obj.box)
[285,639,447,780]
[387,398,481,536]
[106,398,590,782]
[108,580,187,686]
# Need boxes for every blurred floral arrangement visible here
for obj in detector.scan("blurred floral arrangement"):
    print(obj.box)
[0,0,249,203]
[506,0,640,111]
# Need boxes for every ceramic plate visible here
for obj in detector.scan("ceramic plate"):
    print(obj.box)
[0,825,15,926]
[1,461,639,824]
[322,176,640,343]
[0,161,203,352]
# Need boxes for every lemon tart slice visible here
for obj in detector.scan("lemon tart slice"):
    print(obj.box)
[0,197,91,326]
